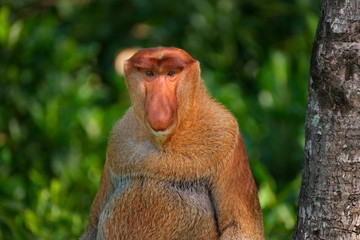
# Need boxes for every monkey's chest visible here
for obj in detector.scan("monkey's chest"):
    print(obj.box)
[97,178,219,240]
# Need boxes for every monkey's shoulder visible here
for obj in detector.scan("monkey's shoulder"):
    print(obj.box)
[208,98,238,126]
[110,107,145,139]
[106,108,155,164]
[193,99,239,140]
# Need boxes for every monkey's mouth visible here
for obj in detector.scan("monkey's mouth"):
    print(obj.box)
[146,120,176,136]
[145,120,176,149]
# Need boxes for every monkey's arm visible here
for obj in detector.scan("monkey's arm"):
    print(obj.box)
[213,136,264,240]
[81,164,114,240]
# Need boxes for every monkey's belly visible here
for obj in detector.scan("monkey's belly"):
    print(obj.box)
[97,178,219,240]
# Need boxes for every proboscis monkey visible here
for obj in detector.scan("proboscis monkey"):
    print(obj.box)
[81,47,264,240]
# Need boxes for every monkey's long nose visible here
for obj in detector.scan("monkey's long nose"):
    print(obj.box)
[145,82,175,132]
[146,97,173,131]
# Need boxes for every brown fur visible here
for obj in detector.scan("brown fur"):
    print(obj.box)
[81,47,264,240]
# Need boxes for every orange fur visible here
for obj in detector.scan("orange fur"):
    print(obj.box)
[81,47,264,240]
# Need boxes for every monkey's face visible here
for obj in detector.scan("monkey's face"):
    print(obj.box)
[124,47,198,140]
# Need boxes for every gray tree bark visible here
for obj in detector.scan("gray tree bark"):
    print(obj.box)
[293,0,360,239]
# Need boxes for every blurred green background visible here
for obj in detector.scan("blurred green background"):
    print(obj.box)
[0,0,321,239]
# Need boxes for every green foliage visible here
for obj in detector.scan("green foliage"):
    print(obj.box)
[0,0,321,239]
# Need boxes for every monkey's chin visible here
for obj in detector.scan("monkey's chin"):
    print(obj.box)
[145,121,176,149]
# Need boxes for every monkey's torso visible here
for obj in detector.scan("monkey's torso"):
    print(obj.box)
[97,177,219,240]
[98,106,238,240]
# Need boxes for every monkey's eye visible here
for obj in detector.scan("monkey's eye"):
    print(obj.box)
[167,71,176,76]
[145,70,154,77]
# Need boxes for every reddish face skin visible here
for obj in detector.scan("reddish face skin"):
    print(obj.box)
[143,69,177,132]
[127,48,196,132]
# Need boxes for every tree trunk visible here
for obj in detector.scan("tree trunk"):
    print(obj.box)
[293,0,360,239]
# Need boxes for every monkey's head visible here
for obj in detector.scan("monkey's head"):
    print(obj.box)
[124,47,201,146]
